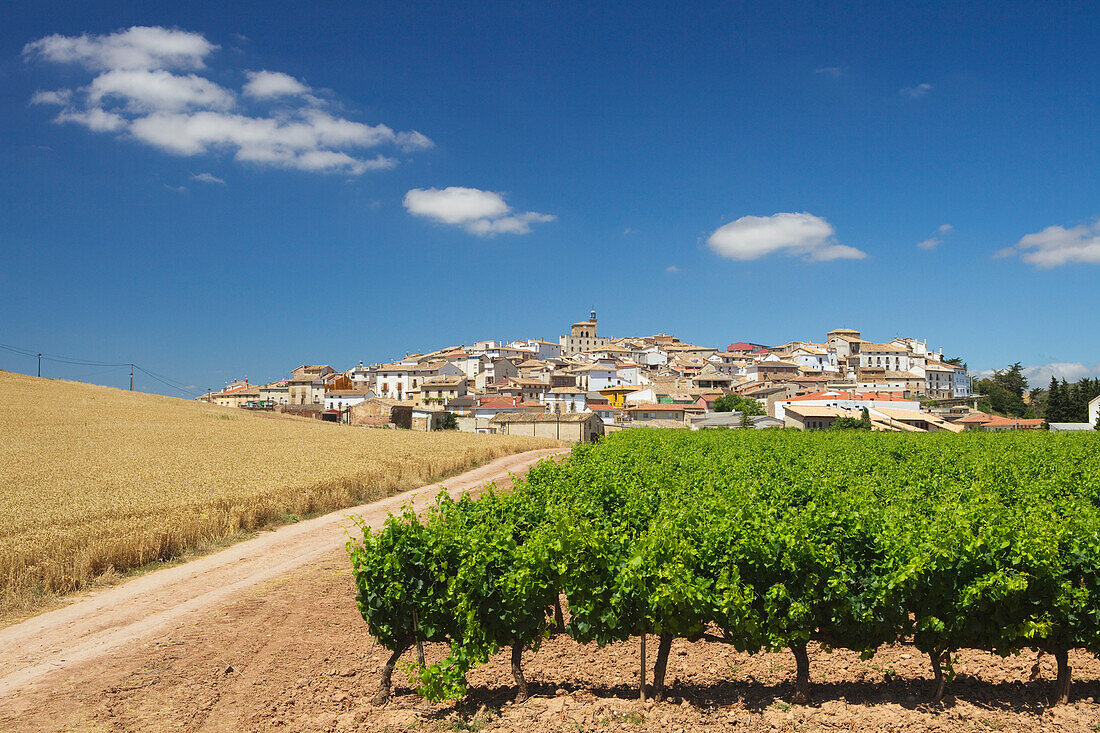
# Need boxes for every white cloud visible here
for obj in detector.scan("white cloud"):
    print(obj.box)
[23,26,215,71]
[901,83,932,98]
[977,362,1100,385]
[243,70,309,98]
[814,66,844,78]
[665,265,680,273]
[917,223,953,250]
[30,89,72,106]
[997,221,1100,268]
[707,212,866,262]
[404,187,508,223]
[466,212,555,235]
[190,172,225,184]
[88,69,235,112]
[24,26,432,176]
[404,186,554,236]
[54,107,126,132]
[395,130,435,151]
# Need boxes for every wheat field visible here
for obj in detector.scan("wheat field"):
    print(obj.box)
[0,370,558,617]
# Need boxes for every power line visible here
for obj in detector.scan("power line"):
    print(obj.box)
[0,342,130,368]
[0,340,200,397]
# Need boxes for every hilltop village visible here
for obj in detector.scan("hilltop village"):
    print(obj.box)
[201,312,1010,441]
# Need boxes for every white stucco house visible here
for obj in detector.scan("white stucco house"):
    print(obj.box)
[952,367,971,398]
[1090,394,1100,427]
[543,387,587,414]
[325,390,372,411]
[773,390,922,422]
[788,346,837,372]
[374,360,464,401]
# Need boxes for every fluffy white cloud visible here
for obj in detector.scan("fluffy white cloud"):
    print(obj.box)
[24,26,432,176]
[23,26,215,71]
[404,187,554,236]
[405,187,509,223]
[996,221,1100,268]
[190,172,225,184]
[917,223,953,250]
[54,107,126,132]
[814,66,843,78]
[243,70,308,98]
[707,212,866,262]
[901,83,932,98]
[88,69,235,112]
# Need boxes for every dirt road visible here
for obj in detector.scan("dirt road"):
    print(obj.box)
[0,448,564,705]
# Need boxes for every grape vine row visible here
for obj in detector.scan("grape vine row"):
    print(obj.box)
[348,430,1100,705]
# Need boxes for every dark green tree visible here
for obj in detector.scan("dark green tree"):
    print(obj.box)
[1046,377,1064,424]
[738,397,766,416]
[713,394,737,413]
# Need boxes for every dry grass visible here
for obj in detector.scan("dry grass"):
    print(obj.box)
[0,370,558,617]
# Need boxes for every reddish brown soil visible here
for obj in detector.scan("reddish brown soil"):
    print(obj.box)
[3,557,1099,732]
[1,448,1098,731]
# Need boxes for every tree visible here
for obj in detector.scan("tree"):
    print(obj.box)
[974,363,1029,417]
[713,394,738,413]
[996,362,1028,400]
[738,397,766,416]
[739,410,754,429]
[1046,377,1064,424]
[714,394,765,416]
[440,412,458,430]
[830,415,872,431]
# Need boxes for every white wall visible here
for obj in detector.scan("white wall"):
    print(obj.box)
[774,394,921,421]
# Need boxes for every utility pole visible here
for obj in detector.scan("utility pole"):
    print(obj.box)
[37,353,41,378]
[129,364,134,391]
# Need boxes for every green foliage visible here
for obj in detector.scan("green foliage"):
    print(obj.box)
[713,394,765,416]
[713,394,737,412]
[439,412,458,430]
[829,408,872,431]
[974,363,1030,417]
[349,430,1100,701]
[1043,377,1100,424]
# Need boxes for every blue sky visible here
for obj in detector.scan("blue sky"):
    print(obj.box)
[3,1,1099,395]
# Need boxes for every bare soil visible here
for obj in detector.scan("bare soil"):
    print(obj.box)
[2,448,1099,731]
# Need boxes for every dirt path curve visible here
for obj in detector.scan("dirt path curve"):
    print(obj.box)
[0,447,565,701]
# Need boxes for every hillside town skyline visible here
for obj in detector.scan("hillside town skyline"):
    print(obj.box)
[196,311,1093,440]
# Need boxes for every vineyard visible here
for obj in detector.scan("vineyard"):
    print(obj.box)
[349,429,1100,708]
